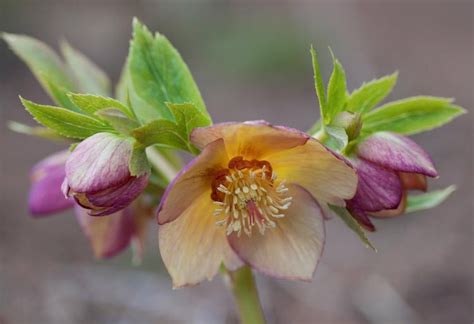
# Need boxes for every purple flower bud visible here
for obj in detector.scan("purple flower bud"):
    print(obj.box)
[63,133,149,216]
[28,150,74,216]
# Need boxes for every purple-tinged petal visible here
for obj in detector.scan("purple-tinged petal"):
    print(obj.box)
[66,133,132,193]
[370,193,407,218]
[157,138,229,225]
[357,132,438,177]
[28,150,74,216]
[346,200,376,232]
[74,205,135,259]
[159,191,242,288]
[228,185,325,281]
[190,121,310,159]
[350,158,402,212]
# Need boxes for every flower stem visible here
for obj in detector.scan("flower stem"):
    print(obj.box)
[146,147,179,182]
[221,265,266,324]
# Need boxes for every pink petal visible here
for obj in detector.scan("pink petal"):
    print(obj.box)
[228,185,325,281]
[357,132,438,177]
[74,205,135,258]
[350,158,403,212]
[370,193,407,218]
[159,192,242,288]
[190,121,309,160]
[28,150,74,216]
[157,138,228,225]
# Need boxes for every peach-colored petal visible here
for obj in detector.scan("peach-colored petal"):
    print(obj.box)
[228,185,325,281]
[266,138,358,206]
[157,139,228,225]
[159,191,242,288]
[190,121,309,160]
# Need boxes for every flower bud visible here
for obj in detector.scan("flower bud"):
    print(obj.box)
[29,150,74,216]
[62,133,149,216]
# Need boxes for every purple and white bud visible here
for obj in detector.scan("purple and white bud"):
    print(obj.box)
[63,132,149,216]
[29,150,74,216]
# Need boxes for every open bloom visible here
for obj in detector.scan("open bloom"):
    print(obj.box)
[28,150,151,259]
[157,121,357,287]
[62,132,149,216]
[346,132,438,231]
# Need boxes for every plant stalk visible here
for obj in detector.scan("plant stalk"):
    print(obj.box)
[221,265,266,324]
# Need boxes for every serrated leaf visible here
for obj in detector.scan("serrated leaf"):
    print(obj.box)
[129,143,150,177]
[20,97,112,139]
[347,72,398,114]
[128,19,209,123]
[68,93,133,119]
[167,102,212,138]
[60,41,111,97]
[310,46,327,124]
[405,185,456,214]
[132,119,188,151]
[362,96,466,135]
[326,51,347,123]
[330,205,377,251]
[7,120,66,141]
[324,126,348,151]
[95,108,139,135]
[2,33,79,111]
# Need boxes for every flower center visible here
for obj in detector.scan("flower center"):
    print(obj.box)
[211,156,292,237]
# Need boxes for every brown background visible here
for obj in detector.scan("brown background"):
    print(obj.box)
[1,1,472,323]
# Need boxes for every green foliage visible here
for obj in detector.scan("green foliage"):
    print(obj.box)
[330,205,377,251]
[95,108,139,135]
[362,96,466,135]
[166,102,212,139]
[7,121,66,141]
[128,18,209,123]
[326,50,347,123]
[128,142,150,177]
[310,46,327,124]
[406,186,456,214]
[68,93,133,119]
[347,72,398,114]
[60,41,111,97]
[324,126,348,151]
[2,33,79,111]
[20,97,111,139]
[133,119,188,151]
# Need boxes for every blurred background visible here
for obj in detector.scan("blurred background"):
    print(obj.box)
[0,0,472,323]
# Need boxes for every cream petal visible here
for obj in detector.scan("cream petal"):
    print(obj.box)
[159,191,242,288]
[228,185,325,281]
[157,139,229,225]
[266,138,358,206]
[190,121,309,160]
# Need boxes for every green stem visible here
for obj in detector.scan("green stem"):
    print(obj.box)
[146,147,179,182]
[221,265,266,324]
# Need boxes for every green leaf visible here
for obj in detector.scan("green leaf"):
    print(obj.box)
[68,93,134,119]
[128,18,209,122]
[7,120,66,141]
[330,205,377,251]
[20,97,112,139]
[128,142,150,177]
[324,126,348,151]
[2,33,79,111]
[347,72,398,114]
[60,41,111,97]
[115,61,129,103]
[95,108,139,135]
[167,102,212,138]
[326,50,347,123]
[406,185,456,214]
[132,119,188,151]
[310,46,327,124]
[362,96,466,135]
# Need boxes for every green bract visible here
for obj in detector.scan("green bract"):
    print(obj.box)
[405,186,456,214]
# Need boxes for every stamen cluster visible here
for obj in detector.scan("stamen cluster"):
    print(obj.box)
[211,156,292,237]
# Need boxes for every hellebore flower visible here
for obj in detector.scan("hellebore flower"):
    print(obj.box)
[346,132,438,231]
[157,121,357,287]
[63,132,149,216]
[29,150,74,216]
